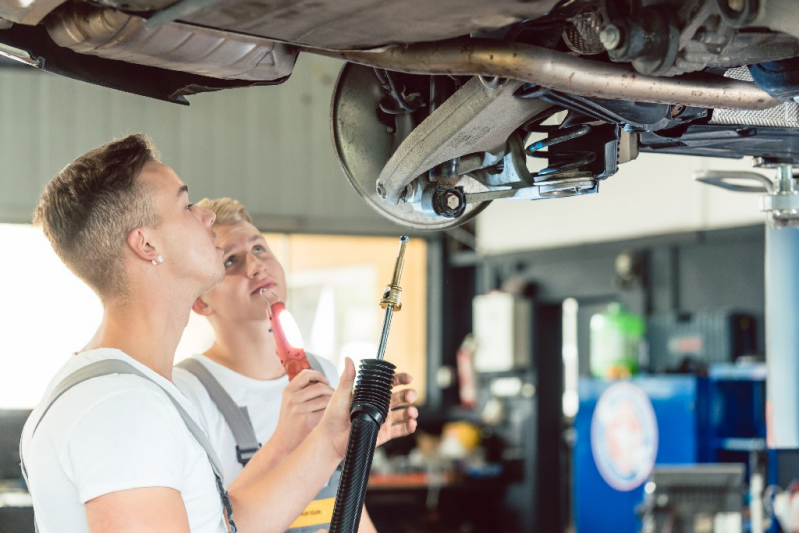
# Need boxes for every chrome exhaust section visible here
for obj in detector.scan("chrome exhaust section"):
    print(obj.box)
[305,38,780,111]
[45,3,297,81]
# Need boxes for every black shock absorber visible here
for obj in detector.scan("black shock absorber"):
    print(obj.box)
[329,359,395,533]
[329,236,409,533]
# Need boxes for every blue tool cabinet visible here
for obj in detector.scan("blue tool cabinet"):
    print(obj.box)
[573,365,766,533]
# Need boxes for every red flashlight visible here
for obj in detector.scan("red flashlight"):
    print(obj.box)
[260,289,311,380]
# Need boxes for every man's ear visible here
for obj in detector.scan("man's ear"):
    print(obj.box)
[126,227,159,264]
[192,296,213,316]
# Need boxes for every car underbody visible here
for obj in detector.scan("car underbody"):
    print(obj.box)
[2,0,799,229]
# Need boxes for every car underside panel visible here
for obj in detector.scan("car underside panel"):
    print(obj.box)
[640,124,799,164]
[149,0,561,50]
[44,2,298,82]
[0,0,65,26]
[0,23,290,103]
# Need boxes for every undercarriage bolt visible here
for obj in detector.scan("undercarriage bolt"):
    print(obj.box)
[599,24,622,51]
[728,0,745,12]
[376,181,386,198]
[445,192,461,210]
[422,185,466,218]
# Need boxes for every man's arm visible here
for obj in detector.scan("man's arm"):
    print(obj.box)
[79,371,344,533]
[83,363,417,533]
[261,368,418,470]
[237,367,418,533]
[226,358,357,533]
[228,360,419,533]
[64,386,215,533]
[249,369,334,471]
[86,488,190,533]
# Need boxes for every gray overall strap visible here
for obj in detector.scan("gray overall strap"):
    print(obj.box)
[21,359,237,533]
[176,358,261,466]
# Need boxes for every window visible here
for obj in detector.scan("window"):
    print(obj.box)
[1,224,427,408]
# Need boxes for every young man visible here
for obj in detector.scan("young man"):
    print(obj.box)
[172,197,418,533]
[19,134,416,533]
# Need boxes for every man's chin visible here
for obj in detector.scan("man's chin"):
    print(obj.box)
[204,266,226,291]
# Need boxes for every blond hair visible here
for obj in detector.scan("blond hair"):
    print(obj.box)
[33,134,160,300]
[196,197,253,226]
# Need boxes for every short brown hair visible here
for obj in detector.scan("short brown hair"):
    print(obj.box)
[33,134,161,300]
[196,197,253,226]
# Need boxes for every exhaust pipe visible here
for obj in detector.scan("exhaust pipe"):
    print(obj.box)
[304,38,780,111]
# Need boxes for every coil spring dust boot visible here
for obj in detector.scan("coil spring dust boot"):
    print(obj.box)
[329,359,396,533]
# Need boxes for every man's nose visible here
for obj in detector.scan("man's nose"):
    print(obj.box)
[246,253,266,278]
[200,206,216,227]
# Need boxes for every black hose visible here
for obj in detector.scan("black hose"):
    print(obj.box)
[383,71,415,114]
[329,359,396,533]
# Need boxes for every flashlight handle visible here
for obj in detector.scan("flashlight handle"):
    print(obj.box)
[268,302,311,380]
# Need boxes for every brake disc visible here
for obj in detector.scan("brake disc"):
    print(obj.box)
[330,62,490,231]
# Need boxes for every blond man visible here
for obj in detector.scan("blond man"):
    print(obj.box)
[172,198,418,533]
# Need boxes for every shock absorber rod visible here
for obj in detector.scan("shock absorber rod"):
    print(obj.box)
[376,235,409,360]
[329,236,410,533]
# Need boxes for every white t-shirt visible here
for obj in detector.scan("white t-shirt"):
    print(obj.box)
[19,348,227,533]
[173,354,340,485]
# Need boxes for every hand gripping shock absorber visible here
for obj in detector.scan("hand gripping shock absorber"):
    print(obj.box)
[329,235,410,533]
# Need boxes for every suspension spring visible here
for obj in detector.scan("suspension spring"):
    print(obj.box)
[523,119,597,178]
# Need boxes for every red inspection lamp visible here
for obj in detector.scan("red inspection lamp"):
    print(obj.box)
[260,289,311,380]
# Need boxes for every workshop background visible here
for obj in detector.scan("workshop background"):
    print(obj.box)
[0,53,791,532]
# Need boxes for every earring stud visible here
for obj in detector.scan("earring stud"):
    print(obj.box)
[152,255,164,266]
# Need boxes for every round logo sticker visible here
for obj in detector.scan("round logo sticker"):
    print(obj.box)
[591,382,658,491]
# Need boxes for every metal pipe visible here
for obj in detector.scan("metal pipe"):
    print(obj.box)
[390,235,410,288]
[376,235,408,361]
[375,307,394,361]
[303,38,780,111]
[766,222,799,448]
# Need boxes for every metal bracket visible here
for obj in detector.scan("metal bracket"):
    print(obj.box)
[695,163,799,227]
[376,76,554,204]
[694,170,773,193]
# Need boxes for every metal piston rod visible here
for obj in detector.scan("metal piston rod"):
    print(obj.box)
[305,37,780,111]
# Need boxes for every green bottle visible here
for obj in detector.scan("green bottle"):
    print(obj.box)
[590,303,645,378]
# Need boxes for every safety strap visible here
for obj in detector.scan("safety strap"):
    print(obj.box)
[176,354,327,467]
[20,359,237,533]
[177,358,261,466]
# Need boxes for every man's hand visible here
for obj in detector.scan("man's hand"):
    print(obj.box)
[317,360,419,458]
[270,369,334,457]
[317,358,357,460]
[377,372,418,447]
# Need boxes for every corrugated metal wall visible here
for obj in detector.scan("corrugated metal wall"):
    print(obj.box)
[0,55,400,234]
